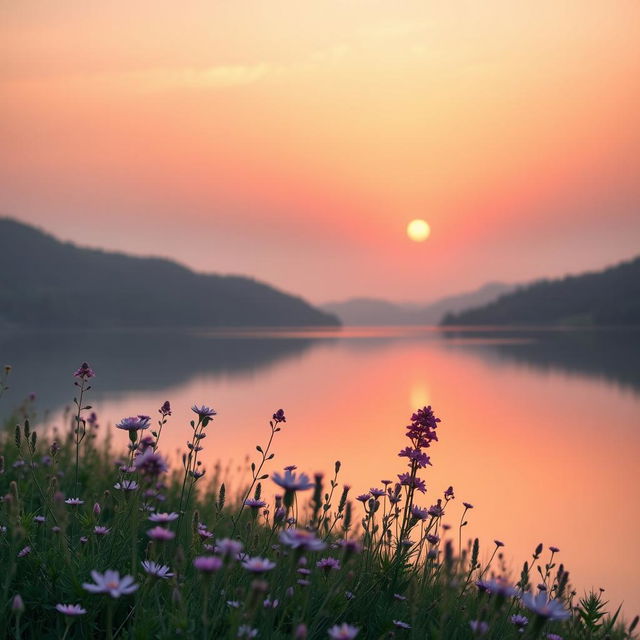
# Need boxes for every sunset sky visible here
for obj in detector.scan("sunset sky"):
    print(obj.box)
[1,1,639,304]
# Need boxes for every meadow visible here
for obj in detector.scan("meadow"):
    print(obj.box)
[0,363,636,639]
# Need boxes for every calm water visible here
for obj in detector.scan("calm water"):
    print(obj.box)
[2,326,639,616]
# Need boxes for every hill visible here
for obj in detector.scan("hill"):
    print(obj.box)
[0,218,340,328]
[322,282,514,326]
[441,256,640,326]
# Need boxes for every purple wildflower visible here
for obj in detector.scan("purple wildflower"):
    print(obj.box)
[193,556,224,573]
[272,409,286,423]
[521,592,571,620]
[114,480,139,491]
[494,539,505,547]
[191,404,216,419]
[316,557,341,572]
[411,505,429,521]
[159,400,171,417]
[148,512,179,523]
[241,556,276,573]
[134,449,168,476]
[356,493,371,503]
[237,626,259,638]
[83,571,138,598]
[214,538,244,557]
[393,620,411,629]
[244,498,267,509]
[279,528,326,551]
[397,473,426,493]
[17,546,31,558]
[65,498,84,506]
[546,635,563,640]
[469,620,489,636]
[94,526,111,536]
[463,502,474,509]
[369,488,386,497]
[327,623,360,639]
[272,469,314,492]
[34,515,45,523]
[73,362,95,379]
[147,526,175,541]
[116,416,150,431]
[549,546,560,553]
[510,614,528,629]
[398,447,431,467]
[56,604,87,616]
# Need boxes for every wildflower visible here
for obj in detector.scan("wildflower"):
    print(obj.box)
[394,593,407,601]
[94,526,111,536]
[190,470,206,479]
[191,404,216,419]
[148,512,179,523]
[80,536,88,544]
[317,557,341,572]
[494,539,505,547]
[428,501,445,517]
[297,579,311,587]
[549,546,560,553]
[141,560,174,579]
[244,498,267,509]
[237,626,259,638]
[478,578,518,597]
[263,597,279,609]
[56,604,87,616]
[272,469,314,492]
[134,449,168,476]
[12,595,24,614]
[116,416,150,431]
[65,498,84,505]
[393,620,411,629]
[398,447,431,467]
[463,502,474,509]
[73,362,95,379]
[297,568,311,575]
[193,556,224,573]
[114,481,139,491]
[469,620,489,636]
[411,505,429,521]
[215,538,244,557]
[444,486,455,499]
[279,528,326,551]
[242,556,277,573]
[93,502,101,515]
[356,493,371,503]
[34,515,45,523]
[426,534,440,545]
[18,546,31,558]
[510,614,528,629]
[147,526,175,541]
[546,634,563,640]
[521,592,571,620]
[327,623,360,639]
[83,570,138,598]
[397,473,426,493]
[369,487,386,497]
[338,538,362,554]
[159,400,171,417]
[227,600,241,608]
[272,409,286,423]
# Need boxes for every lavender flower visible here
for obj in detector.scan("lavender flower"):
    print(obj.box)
[272,469,314,492]
[244,498,267,509]
[114,480,139,491]
[521,592,571,620]
[65,498,84,506]
[56,604,87,616]
[193,556,224,573]
[73,362,95,379]
[147,526,175,541]
[134,449,168,476]
[215,538,244,557]
[17,546,31,558]
[327,623,360,639]
[510,614,528,629]
[272,409,286,423]
[116,416,150,432]
[241,556,277,573]
[279,528,327,551]
[393,620,411,629]
[83,570,138,598]
[191,404,217,419]
[316,557,341,572]
[469,620,489,636]
[148,512,179,523]
[94,526,111,536]
[141,560,174,579]
[237,626,259,638]
[159,400,171,417]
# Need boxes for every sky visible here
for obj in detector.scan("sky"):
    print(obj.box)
[1,0,639,304]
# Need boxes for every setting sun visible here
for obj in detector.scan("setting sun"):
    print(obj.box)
[407,219,431,242]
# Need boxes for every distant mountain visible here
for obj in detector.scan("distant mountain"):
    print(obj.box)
[441,256,640,327]
[322,282,514,326]
[0,218,339,328]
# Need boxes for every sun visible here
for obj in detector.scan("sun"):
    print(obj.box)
[406,219,431,242]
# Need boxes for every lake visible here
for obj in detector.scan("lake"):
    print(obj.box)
[1,326,639,616]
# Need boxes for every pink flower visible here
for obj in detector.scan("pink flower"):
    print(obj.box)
[73,362,95,379]
[94,526,111,536]
[147,526,175,541]
[83,570,138,598]
[327,623,360,639]
[193,556,224,573]
[56,603,87,616]
[279,528,326,551]
[241,556,276,573]
[148,512,179,523]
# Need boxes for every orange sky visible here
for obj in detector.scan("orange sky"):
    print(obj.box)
[1,1,639,303]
